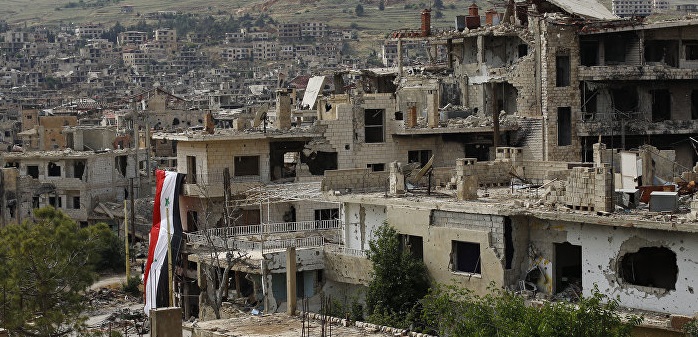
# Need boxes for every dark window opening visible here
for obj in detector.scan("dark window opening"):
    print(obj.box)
[554,242,582,293]
[73,161,85,180]
[79,221,88,228]
[557,107,572,146]
[518,44,528,58]
[686,44,698,61]
[73,196,80,209]
[187,210,199,231]
[47,162,61,177]
[556,54,570,87]
[408,150,432,167]
[186,156,197,183]
[620,246,677,291]
[234,156,260,176]
[611,87,638,113]
[304,151,338,176]
[604,37,627,65]
[364,109,384,143]
[441,82,462,107]
[27,165,39,179]
[394,111,403,121]
[32,196,39,209]
[452,241,481,274]
[651,89,671,122]
[692,90,698,120]
[367,163,385,172]
[580,41,599,66]
[115,156,127,176]
[400,234,424,261]
[173,117,180,126]
[644,40,679,67]
[504,218,514,270]
[581,83,598,120]
[49,196,62,208]
[314,208,339,221]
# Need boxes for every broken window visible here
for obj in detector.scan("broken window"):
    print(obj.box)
[518,44,528,58]
[644,40,679,67]
[580,40,599,66]
[115,156,127,177]
[408,150,432,167]
[686,43,698,61]
[554,242,582,293]
[367,163,385,172]
[186,156,197,184]
[604,36,627,65]
[581,83,598,120]
[619,246,677,291]
[27,165,39,179]
[314,208,339,221]
[364,109,384,143]
[400,234,424,261]
[611,87,638,113]
[234,156,260,176]
[556,53,570,87]
[451,241,481,274]
[651,89,671,122]
[73,196,80,209]
[47,162,61,177]
[557,107,572,146]
[73,161,85,180]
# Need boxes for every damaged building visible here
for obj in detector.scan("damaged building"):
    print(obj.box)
[144,0,698,330]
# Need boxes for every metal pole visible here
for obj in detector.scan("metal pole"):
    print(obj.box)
[167,206,174,307]
[124,199,130,280]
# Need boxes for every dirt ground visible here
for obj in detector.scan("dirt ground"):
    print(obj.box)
[189,314,404,337]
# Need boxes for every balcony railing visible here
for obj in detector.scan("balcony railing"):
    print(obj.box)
[324,243,367,258]
[191,219,341,238]
[184,233,326,253]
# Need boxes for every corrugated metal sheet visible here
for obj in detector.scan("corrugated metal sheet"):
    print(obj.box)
[548,0,617,20]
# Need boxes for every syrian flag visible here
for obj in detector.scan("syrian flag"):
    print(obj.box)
[144,169,185,315]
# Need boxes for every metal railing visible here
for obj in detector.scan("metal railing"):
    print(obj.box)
[191,219,341,238]
[183,233,326,253]
[324,243,367,258]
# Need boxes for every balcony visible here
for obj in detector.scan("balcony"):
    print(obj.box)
[578,65,698,81]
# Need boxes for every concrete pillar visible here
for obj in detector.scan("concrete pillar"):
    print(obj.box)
[594,164,614,212]
[286,247,297,315]
[150,307,182,337]
[389,161,405,196]
[592,143,606,167]
[427,90,439,128]
[276,89,292,130]
[456,158,478,200]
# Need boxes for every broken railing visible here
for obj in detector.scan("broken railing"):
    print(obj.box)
[323,243,367,258]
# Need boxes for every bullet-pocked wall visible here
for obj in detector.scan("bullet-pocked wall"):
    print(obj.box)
[529,219,698,315]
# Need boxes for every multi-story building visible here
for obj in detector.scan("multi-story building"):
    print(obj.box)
[612,0,669,17]
[74,24,104,40]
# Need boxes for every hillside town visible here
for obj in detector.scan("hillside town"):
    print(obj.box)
[3,0,698,336]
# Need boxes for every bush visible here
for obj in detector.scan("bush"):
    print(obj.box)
[122,276,142,298]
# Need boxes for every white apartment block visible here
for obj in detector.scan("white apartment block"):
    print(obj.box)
[612,0,669,17]
[75,24,104,40]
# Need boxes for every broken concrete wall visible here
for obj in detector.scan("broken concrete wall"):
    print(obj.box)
[529,219,698,315]
[342,202,386,252]
[321,169,389,193]
[323,251,372,285]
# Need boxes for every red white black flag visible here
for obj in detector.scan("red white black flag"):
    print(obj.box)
[144,170,185,315]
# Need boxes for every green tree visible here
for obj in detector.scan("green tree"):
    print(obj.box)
[365,224,430,328]
[355,4,364,16]
[0,207,115,336]
[421,283,641,337]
